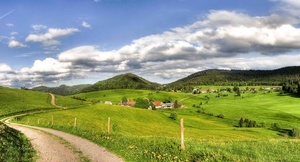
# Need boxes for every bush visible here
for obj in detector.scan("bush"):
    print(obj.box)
[216,114,224,119]
[291,128,300,138]
[270,123,281,131]
[169,112,178,120]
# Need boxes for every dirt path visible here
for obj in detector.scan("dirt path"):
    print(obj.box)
[49,93,64,109]
[4,93,123,162]
[8,124,81,162]
[8,123,123,162]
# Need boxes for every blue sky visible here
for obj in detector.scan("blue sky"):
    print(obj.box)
[1,0,300,87]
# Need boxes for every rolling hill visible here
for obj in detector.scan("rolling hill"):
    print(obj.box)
[32,84,91,96]
[167,66,300,89]
[80,73,161,93]
[0,86,55,117]
[31,66,300,95]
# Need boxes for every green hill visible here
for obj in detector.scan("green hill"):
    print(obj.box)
[80,73,160,93]
[32,84,91,96]
[0,86,55,117]
[167,66,300,90]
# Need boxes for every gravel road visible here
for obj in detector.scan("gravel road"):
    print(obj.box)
[9,123,123,162]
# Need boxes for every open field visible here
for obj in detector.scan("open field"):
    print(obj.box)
[0,87,54,117]
[12,87,300,161]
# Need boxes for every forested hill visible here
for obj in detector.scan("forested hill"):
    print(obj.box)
[80,73,160,93]
[32,84,91,96]
[166,66,300,89]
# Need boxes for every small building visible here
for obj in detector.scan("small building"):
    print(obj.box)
[162,102,174,109]
[153,101,163,109]
[126,100,136,107]
[104,101,112,105]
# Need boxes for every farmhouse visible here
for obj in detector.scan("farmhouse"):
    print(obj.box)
[162,102,174,109]
[153,101,163,108]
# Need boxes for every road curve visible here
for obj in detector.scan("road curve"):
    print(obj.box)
[8,124,81,162]
[8,123,123,162]
[49,93,64,109]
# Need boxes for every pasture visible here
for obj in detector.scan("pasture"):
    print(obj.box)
[12,87,300,161]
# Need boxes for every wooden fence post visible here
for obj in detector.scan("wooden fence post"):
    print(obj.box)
[108,117,111,134]
[180,118,185,150]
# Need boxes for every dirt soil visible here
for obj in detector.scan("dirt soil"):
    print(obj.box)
[8,123,123,162]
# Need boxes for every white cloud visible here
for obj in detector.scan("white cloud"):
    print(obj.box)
[82,21,91,28]
[279,0,300,7]
[0,63,12,72]
[32,24,47,31]
[29,58,71,74]
[8,40,27,48]
[272,0,300,16]
[25,28,80,46]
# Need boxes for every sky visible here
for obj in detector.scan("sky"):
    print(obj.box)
[1,0,300,88]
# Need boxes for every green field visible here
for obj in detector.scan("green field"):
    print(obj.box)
[0,86,55,117]
[10,87,300,161]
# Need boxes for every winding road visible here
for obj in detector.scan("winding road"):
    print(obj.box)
[6,94,123,162]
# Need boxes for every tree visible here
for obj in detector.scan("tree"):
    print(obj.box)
[134,98,150,109]
[174,100,180,109]
[169,112,178,120]
[239,118,244,127]
[122,97,127,105]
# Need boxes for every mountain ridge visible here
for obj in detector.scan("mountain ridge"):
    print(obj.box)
[30,66,300,95]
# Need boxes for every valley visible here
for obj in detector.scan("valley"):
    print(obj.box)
[1,67,300,161]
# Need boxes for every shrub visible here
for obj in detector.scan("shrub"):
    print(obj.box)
[216,114,224,119]
[291,128,300,138]
[270,123,281,131]
[169,112,178,120]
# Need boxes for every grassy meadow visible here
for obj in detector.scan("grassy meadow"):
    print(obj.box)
[11,87,300,161]
[0,86,55,117]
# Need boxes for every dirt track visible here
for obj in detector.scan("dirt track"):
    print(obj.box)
[6,93,123,162]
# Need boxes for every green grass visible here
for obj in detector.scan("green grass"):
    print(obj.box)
[0,87,55,117]
[10,88,300,161]
[0,122,35,162]
[54,95,88,107]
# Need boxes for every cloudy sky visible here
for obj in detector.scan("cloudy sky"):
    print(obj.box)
[1,0,300,87]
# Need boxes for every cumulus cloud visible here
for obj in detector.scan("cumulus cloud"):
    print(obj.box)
[82,21,91,28]
[8,40,27,48]
[0,63,12,72]
[2,9,300,87]
[25,28,80,46]
[273,0,300,16]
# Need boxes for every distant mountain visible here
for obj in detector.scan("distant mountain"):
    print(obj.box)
[32,84,91,96]
[80,73,161,93]
[167,66,300,89]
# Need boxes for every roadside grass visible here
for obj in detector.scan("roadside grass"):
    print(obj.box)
[0,122,35,162]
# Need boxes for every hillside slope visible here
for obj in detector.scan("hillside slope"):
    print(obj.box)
[167,66,300,88]
[80,73,160,93]
[0,86,54,117]
[32,84,91,96]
